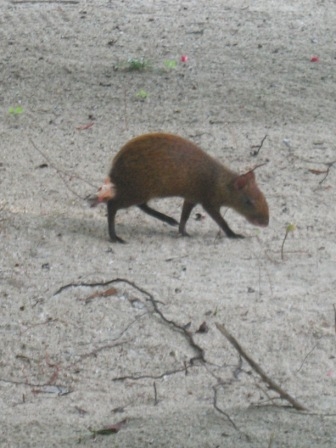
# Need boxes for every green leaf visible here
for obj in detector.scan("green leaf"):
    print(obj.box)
[8,106,24,115]
[127,58,148,71]
[286,223,296,233]
[164,59,177,69]
[136,89,148,100]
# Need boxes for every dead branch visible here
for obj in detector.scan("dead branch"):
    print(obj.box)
[74,340,130,364]
[113,367,188,382]
[54,279,118,296]
[213,384,238,430]
[153,381,158,405]
[281,224,296,261]
[215,322,308,411]
[0,377,70,393]
[250,134,268,156]
[30,138,96,199]
[123,87,129,131]
[54,278,205,365]
[296,339,321,373]
[318,160,336,185]
[20,317,59,334]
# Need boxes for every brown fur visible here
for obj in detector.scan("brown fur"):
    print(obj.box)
[100,133,269,242]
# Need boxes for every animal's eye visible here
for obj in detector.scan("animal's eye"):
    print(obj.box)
[245,198,254,207]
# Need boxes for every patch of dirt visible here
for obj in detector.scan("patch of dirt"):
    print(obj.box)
[1,0,335,446]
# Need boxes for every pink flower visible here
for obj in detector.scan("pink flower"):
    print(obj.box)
[310,55,320,62]
[180,55,188,63]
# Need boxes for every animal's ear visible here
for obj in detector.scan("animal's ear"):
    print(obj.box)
[232,171,255,190]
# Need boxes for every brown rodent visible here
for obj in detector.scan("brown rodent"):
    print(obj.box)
[93,132,269,242]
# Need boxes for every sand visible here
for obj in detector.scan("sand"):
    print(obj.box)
[1,0,335,446]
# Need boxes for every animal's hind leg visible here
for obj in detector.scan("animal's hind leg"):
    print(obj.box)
[138,203,178,226]
[107,200,126,243]
[179,200,196,236]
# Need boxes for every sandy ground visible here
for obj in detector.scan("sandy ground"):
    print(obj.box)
[1,0,336,446]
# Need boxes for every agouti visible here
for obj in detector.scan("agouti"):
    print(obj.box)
[93,133,269,242]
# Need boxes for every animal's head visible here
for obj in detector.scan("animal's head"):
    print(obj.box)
[229,170,269,227]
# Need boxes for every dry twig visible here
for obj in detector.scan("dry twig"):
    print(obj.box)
[281,224,296,261]
[296,339,321,373]
[318,160,336,185]
[153,381,158,405]
[215,322,308,411]
[54,278,205,366]
[212,384,238,430]
[30,138,96,199]
[250,134,268,156]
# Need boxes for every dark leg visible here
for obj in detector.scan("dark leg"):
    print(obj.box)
[179,200,196,236]
[202,205,244,239]
[107,200,126,243]
[138,203,178,226]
